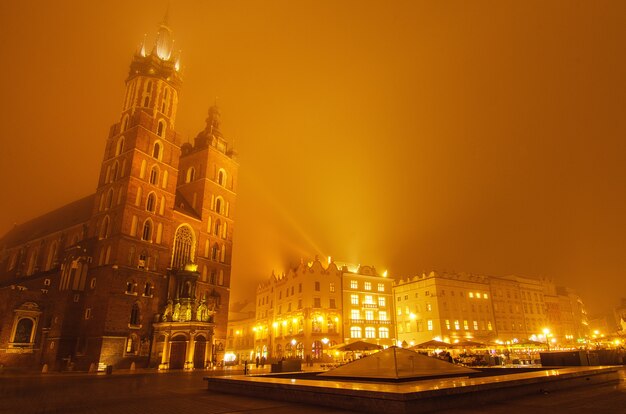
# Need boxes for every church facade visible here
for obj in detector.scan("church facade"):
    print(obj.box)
[0,20,237,371]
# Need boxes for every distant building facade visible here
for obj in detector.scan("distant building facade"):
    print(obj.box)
[0,20,238,371]
[225,301,256,364]
[394,271,589,346]
[252,258,395,360]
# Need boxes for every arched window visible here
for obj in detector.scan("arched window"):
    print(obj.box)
[161,88,169,113]
[130,303,140,326]
[146,192,156,212]
[217,169,226,186]
[156,120,166,138]
[100,216,110,239]
[27,249,38,275]
[45,241,58,271]
[215,197,223,214]
[211,244,219,261]
[105,188,114,209]
[186,167,195,183]
[171,225,195,269]
[149,166,159,185]
[152,141,162,159]
[142,220,152,241]
[115,137,125,156]
[214,219,221,236]
[111,161,119,181]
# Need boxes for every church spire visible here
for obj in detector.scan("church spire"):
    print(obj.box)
[153,8,174,61]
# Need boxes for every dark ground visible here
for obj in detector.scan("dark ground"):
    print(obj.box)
[1,367,624,414]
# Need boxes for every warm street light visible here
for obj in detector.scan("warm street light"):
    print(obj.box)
[321,337,329,360]
[543,328,551,351]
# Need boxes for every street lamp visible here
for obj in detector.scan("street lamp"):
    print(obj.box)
[543,328,551,351]
[321,337,329,361]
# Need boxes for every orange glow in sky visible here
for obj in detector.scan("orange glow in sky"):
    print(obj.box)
[0,1,625,313]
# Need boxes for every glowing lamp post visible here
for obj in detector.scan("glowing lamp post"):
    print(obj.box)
[321,337,329,361]
[543,328,551,351]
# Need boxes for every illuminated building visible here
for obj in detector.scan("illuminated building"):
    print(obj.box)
[252,258,394,360]
[225,301,256,364]
[394,272,496,346]
[0,18,238,371]
[394,271,588,346]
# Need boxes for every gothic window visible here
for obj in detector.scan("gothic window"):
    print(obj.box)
[105,188,114,209]
[186,167,195,183]
[45,241,58,271]
[211,244,218,261]
[171,225,195,269]
[129,303,140,326]
[215,197,223,214]
[27,248,39,276]
[152,141,162,159]
[141,220,152,241]
[156,120,166,138]
[217,169,226,186]
[146,192,156,213]
[111,161,119,181]
[214,219,221,236]
[99,216,110,239]
[209,270,216,285]
[116,137,125,156]
[149,166,159,185]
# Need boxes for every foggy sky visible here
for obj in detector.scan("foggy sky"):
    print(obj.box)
[0,1,625,315]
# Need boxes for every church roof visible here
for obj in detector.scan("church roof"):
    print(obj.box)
[0,195,95,249]
[318,346,476,380]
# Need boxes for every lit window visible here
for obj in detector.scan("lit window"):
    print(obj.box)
[146,193,156,212]
[365,310,374,320]
[469,292,474,298]
[186,167,195,183]
[473,320,478,330]
[405,306,410,315]
[351,309,360,320]
[351,295,359,305]
[364,295,373,304]
[350,326,362,338]
[153,141,162,159]
[445,320,450,329]
[464,320,469,330]
[364,282,371,291]
[476,293,482,299]
[378,297,386,307]
[351,280,358,289]
[329,282,335,292]
[426,303,432,312]
[397,308,402,316]
[377,283,384,292]
[484,293,489,299]
[487,321,493,330]
[454,320,460,330]
[149,166,158,185]
[379,311,387,321]
[365,327,376,338]
[379,327,389,338]
[141,220,152,241]
[427,320,433,331]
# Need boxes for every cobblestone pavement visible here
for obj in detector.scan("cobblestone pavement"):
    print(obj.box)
[1,367,624,414]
